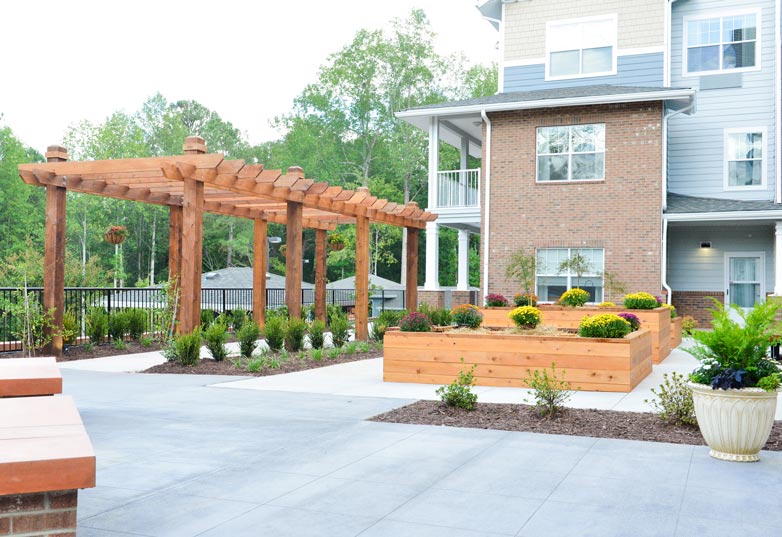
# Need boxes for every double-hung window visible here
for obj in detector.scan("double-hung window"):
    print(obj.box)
[546,15,617,79]
[724,127,766,190]
[535,248,604,303]
[685,11,759,75]
[537,124,605,182]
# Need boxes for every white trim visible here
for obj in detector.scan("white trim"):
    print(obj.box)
[682,8,762,78]
[534,247,606,303]
[723,126,768,192]
[665,210,782,222]
[664,0,674,88]
[619,46,666,57]
[535,124,606,183]
[776,0,781,204]
[724,251,766,308]
[545,14,618,81]
[498,3,505,93]
[481,110,492,301]
[503,57,547,68]
[397,89,696,119]
[503,47,663,71]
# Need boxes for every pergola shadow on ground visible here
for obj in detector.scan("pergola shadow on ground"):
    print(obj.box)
[19,136,436,354]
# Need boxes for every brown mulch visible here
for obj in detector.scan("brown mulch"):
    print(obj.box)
[143,349,383,377]
[370,400,782,452]
[1,341,164,362]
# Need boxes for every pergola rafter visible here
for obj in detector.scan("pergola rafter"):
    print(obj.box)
[19,136,432,354]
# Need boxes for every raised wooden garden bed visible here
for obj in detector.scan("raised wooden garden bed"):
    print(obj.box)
[480,306,671,364]
[670,316,683,349]
[383,328,653,392]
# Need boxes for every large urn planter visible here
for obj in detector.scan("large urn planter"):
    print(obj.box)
[384,328,653,392]
[689,382,778,462]
[670,317,683,349]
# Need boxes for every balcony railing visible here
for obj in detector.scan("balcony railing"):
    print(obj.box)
[436,169,480,208]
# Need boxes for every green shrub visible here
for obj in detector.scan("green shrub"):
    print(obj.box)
[140,335,153,348]
[285,317,307,351]
[508,306,541,329]
[237,320,261,358]
[355,341,371,353]
[370,321,388,342]
[523,363,574,417]
[309,319,325,349]
[578,313,632,339]
[418,304,451,326]
[264,316,286,352]
[623,292,659,310]
[681,315,698,336]
[173,328,202,366]
[113,339,126,350]
[327,346,341,359]
[398,312,431,332]
[371,310,408,341]
[107,311,129,342]
[450,304,483,328]
[86,308,108,345]
[62,310,78,345]
[200,309,215,329]
[559,288,590,307]
[247,356,265,372]
[126,309,147,340]
[329,312,351,347]
[513,293,538,307]
[267,306,288,320]
[203,321,229,361]
[310,348,324,361]
[343,341,358,355]
[325,305,342,325]
[645,372,697,426]
[435,359,478,410]
[230,309,248,330]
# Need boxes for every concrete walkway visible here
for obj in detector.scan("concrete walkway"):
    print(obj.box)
[59,347,782,536]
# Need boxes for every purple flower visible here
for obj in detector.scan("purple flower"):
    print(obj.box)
[617,312,641,331]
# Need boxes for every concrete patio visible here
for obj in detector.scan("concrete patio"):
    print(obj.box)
[62,347,782,537]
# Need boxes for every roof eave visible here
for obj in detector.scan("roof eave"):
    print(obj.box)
[664,209,782,222]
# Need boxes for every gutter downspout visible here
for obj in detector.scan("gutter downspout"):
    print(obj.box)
[481,109,492,301]
[776,0,781,203]
[662,218,672,305]
[664,0,673,88]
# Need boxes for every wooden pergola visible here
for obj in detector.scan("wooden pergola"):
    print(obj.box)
[18,136,436,355]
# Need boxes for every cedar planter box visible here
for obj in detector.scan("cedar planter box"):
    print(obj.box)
[671,316,683,349]
[480,306,671,364]
[383,328,653,393]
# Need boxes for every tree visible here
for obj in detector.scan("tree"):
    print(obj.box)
[505,249,537,296]
[558,252,593,289]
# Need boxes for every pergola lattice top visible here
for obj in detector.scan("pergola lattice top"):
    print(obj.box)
[18,139,436,230]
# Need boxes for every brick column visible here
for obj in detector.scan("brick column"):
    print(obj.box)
[0,490,78,536]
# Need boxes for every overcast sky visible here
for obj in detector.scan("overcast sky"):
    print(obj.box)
[0,1,497,153]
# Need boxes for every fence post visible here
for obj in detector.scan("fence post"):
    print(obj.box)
[107,289,111,315]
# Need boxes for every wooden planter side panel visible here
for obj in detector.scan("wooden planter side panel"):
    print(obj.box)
[384,330,652,393]
[479,306,671,364]
[671,317,683,349]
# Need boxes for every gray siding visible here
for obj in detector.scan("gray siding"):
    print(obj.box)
[667,224,774,291]
[503,53,664,92]
[668,0,777,200]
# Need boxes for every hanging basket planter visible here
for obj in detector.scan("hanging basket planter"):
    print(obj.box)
[104,225,128,245]
[279,244,287,257]
[327,233,346,251]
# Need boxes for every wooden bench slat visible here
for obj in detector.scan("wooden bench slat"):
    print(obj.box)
[0,357,62,397]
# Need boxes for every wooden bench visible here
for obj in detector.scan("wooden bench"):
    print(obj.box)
[0,357,62,397]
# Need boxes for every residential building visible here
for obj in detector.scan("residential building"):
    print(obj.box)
[398,0,782,323]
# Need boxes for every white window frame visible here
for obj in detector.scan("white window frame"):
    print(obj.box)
[535,123,606,183]
[724,251,766,309]
[682,8,762,77]
[545,14,618,81]
[723,126,767,191]
[534,247,605,304]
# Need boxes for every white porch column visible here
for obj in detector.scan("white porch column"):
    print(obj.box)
[428,117,439,210]
[775,222,782,295]
[457,229,470,291]
[425,221,439,290]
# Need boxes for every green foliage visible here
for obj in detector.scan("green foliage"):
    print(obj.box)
[355,341,371,353]
[107,311,129,342]
[126,309,147,340]
[246,356,265,372]
[62,310,78,345]
[557,252,593,288]
[285,317,307,352]
[311,348,324,361]
[645,372,697,426]
[523,363,574,417]
[86,308,108,345]
[508,306,541,329]
[172,328,202,366]
[308,320,326,349]
[623,292,659,310]
[398,312,431,332]
[329,312,351,347]
[578,314,632,339]
[559,288,590,307]
[417,304,452,326]
[327,346,342,360]
[203,321,229,361]
[237,319,261,359]
[681,315,698,336]
[0,290,56,356]
[113,339,126,351]
[200,309,215,330]
[343,341,358,355]
[435,359,478,410]
[230,309,248,331]
[264,316,286,352]
[140,335,153,348]
[450,304,483,328]
[505,249,536,296]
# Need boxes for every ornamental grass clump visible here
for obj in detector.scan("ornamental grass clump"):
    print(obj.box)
[617,312,641,331]
[399,312,432,332]
[450,304,483,328]
[508,306,541,329]
[578,313,632,339]
[687,299,782,391]
[559,288,590,307]
[513,293,538,307]
[623,292,659,310]
[484,293,509,307]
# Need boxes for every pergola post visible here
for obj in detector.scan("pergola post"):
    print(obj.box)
[179,136,206,333]
[285,196,304,319]
[314,229,328,323]
[355,203,370,341]
[406,224,419,311]
[42,145,68,356]
[168,205,183,331]
[253,218,268,328]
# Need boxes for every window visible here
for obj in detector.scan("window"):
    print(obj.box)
[724,127,766,190]
[685,11,759,75]
[537,124,605,182]
[546,15,617,79]
[535,248,604,303]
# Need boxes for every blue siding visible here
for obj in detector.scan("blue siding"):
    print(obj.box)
[503,53,664,92]
[668,0,777,201]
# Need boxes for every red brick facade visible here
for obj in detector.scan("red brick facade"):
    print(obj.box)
[672,291,724,326]
[481,102,664,303]
[0,490,78,536]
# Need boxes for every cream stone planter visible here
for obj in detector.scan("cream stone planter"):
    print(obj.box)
[689,382,779,462]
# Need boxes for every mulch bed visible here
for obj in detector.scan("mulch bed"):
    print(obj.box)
[144,349,382,377]
[370,400,782,452]
[1,341,164,362]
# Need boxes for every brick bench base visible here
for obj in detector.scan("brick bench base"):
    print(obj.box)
[0,490,77,536]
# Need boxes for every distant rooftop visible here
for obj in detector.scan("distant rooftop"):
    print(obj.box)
[666,193,782,214]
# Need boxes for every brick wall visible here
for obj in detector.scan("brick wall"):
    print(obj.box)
[0,490,78,536]
[418,291,445,309]
[482,102,664,303]
[672,291,724,326]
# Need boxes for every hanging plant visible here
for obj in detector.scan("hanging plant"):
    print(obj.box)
[328,233,345,251]
[279,244,287,257]
[104,225,128,245]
